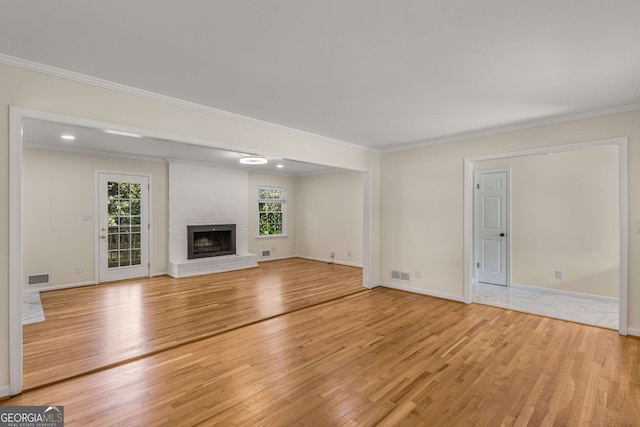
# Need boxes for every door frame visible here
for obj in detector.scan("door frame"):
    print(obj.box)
[95,170,153,284]
[474,168,511,287]
[463,137,629,336]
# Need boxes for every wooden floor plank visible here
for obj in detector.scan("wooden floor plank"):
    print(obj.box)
[5,287,639,426]
[22,258,364,389]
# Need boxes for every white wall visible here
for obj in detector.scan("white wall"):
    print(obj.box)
[168,162,249,262]
[475,146,619,297]
[296,171,364,266]
[0,63,380,394]
[248,172,297,261]
[248,170,365,266]
[22,148,168,289]
[381,109,639,329]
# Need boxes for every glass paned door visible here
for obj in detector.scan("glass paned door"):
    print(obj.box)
[98,173,149,282]
[107,182,142,268]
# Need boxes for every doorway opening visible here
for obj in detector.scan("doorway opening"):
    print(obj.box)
[8,106,373,395]
[464,137,628,335]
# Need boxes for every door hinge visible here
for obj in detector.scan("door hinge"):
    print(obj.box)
[476,183,479,189]
[148,223,150,230]
[477,262,480,268]
[148,262,151,269]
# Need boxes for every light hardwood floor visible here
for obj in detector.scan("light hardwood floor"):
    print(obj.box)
[5,285,639,425]
[22,258,364,390]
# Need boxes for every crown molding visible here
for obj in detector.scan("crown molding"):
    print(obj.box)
[381,102,640,152]
[4,53,639,155]
[0,53,379,154]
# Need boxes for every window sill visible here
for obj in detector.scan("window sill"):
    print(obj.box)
[255,234,288,240]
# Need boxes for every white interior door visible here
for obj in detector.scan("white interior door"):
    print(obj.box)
[98,172,150,282]
[475,170,509,286]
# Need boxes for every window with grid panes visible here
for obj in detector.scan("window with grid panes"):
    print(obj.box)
[257,186,286,236]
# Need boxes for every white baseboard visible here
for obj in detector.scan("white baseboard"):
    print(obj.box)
[152,272,168,277]
[627,327,640,337]
[25,280,96,292]
[0,384,10,398]
[511,283,619,303]
[258,255,296,263]
[365,281,381,290]
[374,281,465,303]
[296,255,363,268]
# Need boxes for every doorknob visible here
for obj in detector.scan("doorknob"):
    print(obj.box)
[101,235,106,239]
[500,233,505,237]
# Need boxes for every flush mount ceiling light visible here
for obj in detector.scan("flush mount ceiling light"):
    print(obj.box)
[61,134,75,140]
[104,129,143,138]
[276,164,284,168]
[239,156,268,165]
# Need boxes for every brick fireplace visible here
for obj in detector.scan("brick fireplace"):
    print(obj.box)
[167,162,257,278]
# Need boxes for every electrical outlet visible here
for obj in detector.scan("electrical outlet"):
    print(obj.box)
[75,265,82,274]
[329,251,335,258]
[347,250,352,257]
[555,270,563,279]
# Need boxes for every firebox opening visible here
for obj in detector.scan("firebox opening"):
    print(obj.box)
[187,224,236,259]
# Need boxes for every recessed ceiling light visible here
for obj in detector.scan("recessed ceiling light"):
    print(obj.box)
[276,164,284,168]
[104,129,143,138]
[61,134,75,140]
[239,157,268,165]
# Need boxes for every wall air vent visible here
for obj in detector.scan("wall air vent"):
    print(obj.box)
[27,273,50,286]
[262,250,271,257]
[391,270,411,283]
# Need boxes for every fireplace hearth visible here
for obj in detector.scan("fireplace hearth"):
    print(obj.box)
[187,224,236,259]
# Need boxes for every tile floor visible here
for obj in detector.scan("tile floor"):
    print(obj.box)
[473,282,619,330]
[22,290,45,325]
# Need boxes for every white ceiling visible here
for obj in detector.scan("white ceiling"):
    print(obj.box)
[2,1,640,151]
[22,118,337,176]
